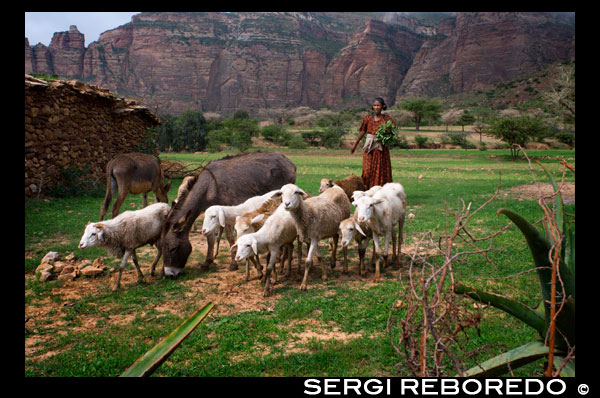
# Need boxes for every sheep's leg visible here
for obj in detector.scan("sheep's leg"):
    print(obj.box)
[150,243,163,277]
[131,250,146,283]
[397,216,405,264]
[224,225,238,271]
[342,244,348,275]
[328,238,336,269]
[391,223,398,266]
[383,231,391,270]
[300,239,319,291]
[330,234,339,272]
[113,251,131,291]
[201,232,216,270]
[244,259,251,281]
[357,238,367,276]
[295,236,302,267]
[285,243,294,277]
[263,247,280,297]
[214,227,223,258]
[253,254,263,279]
[142,192,148,208]
[372,234,382,283]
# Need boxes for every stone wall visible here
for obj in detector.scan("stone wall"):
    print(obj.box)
[25,74,160,197]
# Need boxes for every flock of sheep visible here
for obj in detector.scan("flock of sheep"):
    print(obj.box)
[78,156,407,297]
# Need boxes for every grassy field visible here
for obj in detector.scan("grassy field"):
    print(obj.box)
[25,148,575,377]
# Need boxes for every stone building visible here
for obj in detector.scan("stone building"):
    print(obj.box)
[25,74,160,197]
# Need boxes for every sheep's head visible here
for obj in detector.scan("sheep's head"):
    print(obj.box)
[353,196,384,223]
[319,178,334,193]
[78,222,106,249]
[280,184,307,211]
[339,218,367,247]
[202,206,225,235]
[231,234,258,262]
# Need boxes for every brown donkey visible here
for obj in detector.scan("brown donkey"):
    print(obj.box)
[100,153,172,220]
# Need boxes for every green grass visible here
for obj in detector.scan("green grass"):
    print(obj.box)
[25,148,574,377]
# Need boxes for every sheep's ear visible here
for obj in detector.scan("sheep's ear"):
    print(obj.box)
[271,190,282,198]
[95,223,105,229]
[218,208,226,227]
[373,199,385,206]
[295,188,308,198]
[251,214,265,224]
[327,179,333,185]
[230,243,237,254]
[354,222,367,237]
[251,239,258,255]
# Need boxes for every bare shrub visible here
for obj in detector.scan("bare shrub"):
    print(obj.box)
[388,178,512,376]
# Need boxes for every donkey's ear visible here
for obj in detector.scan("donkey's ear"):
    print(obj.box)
[173,216,187,232]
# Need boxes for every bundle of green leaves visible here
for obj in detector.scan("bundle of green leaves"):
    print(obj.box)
[375,120,398,146]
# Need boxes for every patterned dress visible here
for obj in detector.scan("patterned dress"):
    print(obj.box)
[359,113,395,188]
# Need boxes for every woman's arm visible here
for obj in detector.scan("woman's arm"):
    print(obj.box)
[350,116,369,154]
[350,130,367,154]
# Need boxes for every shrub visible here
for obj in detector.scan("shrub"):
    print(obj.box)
[443,132,475,149]
[487,116,550,158]
[286,134,307,149]
[46,165,104,198]
[414,135,429,148]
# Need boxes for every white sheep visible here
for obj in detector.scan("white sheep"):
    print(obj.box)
[78,202,171,291]
[235,195,309,280]
[338,212,376,276]
[280,183,351,291]
[351,185,382,202]
[233,195,282,281]
[231,203,299,297]
[352,182,406,282]
[201,189,280,270]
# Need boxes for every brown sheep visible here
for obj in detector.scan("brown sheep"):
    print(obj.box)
[319,173,366,201]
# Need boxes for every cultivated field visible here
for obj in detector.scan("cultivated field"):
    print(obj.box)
[25,148,575,377]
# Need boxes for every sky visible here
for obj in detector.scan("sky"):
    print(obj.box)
[25,12,141,46]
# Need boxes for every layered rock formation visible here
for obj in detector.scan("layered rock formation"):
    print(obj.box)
[25,12,574,114]
[397,12,575,99]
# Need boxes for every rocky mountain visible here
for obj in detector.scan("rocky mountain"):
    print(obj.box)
[25,12,574,115]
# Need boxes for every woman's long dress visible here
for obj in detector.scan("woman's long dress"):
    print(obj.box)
[359,113,395,188]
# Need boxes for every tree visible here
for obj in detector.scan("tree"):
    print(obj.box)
[472,121,487,143]
[441,109,463,132]
[487,116,549,158]
[458,112,475,132]
[541,63,575,125]
[175,110,208,152]
[400,98,442,131]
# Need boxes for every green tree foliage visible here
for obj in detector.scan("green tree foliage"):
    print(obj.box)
[458,112,475,131]
[175,110,208,152]
[487,117,549,158]
[399,97,442,131]
[155,110,259,153]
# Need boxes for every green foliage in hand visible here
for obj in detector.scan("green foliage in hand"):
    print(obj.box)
[375,120,399,147]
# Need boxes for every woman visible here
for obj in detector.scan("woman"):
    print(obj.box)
[350,97,396,188]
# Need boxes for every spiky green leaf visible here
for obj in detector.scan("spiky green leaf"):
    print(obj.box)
[462,341,550,377]
[454,284,546,337]
[120,302,214,377]
[553,356,575,377]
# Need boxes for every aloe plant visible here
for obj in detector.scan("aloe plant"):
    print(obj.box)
[455,163,575,377]
[120,302,214,377]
